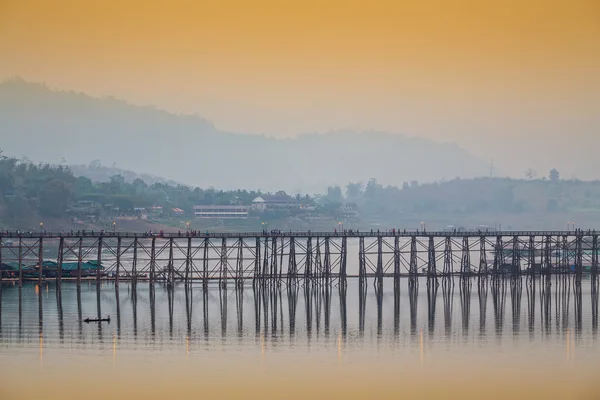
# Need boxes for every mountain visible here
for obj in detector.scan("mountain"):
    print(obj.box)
[0,79,490,193]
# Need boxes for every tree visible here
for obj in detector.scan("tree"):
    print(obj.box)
[325,186,343,203]
[345,182,363,199]
[549,168,560,182]
[39,179,73,217]
[525,168,536,180]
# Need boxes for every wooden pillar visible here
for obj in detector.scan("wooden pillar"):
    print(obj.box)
[409,236,418,278]
[358,236,366,281]
[592,234,598,279]
[77,238,83,285]
[185,237,192,285]
[528,236,535,276]
[324,237,331,284]
[96,236,103,284]
[376,236,383,288]
[479,237,487,277]
[393,236,400,281]
[254,237,261,284]
[576,233,583,282]
[543,236,551,276]
[38,237,44,285]
[115,237,122,286]
[262,237,269,281]
[220,237,227,288]
[203,238,209,287]
[493,236,502,275]
[314,238,322,281]
[340,236,348,285]
[288,237,296,284]
[428,236,437,280]
[236,238,244,287]
[132,239,138,285]
[270,237,277,282]
[57,237,64,286]
[461,236,470,278]
[512,235,519,277]
[149,237,156,284]
[18,238,23,287]
[0,235,3,287]
[305,237,313,281]
[168,237,174,285]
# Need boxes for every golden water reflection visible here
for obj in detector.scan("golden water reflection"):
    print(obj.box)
[0,277,599,399]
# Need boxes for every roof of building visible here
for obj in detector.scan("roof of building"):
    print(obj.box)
[193,205,249,210]
[253,192,295,204]
[172,208,185,213]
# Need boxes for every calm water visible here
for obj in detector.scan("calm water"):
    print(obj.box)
[1,277,599,399]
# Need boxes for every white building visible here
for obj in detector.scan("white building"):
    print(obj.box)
[193,205,249,219]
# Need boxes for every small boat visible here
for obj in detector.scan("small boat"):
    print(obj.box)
[84,315,110,323]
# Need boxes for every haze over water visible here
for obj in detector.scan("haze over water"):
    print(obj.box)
[1,278,599,399]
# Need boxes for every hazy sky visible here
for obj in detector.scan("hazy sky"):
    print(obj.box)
[1,0,599,178]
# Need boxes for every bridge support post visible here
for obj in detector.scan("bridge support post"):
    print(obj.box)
[479,237,487,279]
[461,236,470,279]
[76,238,83,286]
[185,237,192,285]
[115,237,122,286]
[288,237,296,285]
[96,236,103,284]
[168,237,174,286]
[220,237,227,289]
[376,236,383,289]
[528,236,535,278]
[340,236,347,286]
[305,237,313,282]
[203,238,209,288]
[0,236,3,288]
[428,236,437,282]
[544,236,551,277]
[149,237,156,285]
[236,238,244,288]
[254,237,261,286]
[409,236,418,280]
[18,238,23,287]
[512,235,520,278]
[324,237,331,285]
[132,239,138,286]
[358,236,366,282]
[443,237,452,276]
[592,235,598,281]
[576,233,583,283]
[314,238,322,281]
[270,237,278,285]
[393,236,400,282]
[38,237,43,286]
[493,236,502,277]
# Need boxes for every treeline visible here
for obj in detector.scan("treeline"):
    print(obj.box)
[321,173,600,219]
[0,153,265,224]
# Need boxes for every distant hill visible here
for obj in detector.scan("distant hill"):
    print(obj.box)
[68,162,180,185]
[0,78,490,192]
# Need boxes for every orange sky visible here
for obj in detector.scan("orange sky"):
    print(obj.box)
[1,0,599,174]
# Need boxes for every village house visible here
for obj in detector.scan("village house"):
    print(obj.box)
[251,191,297,212]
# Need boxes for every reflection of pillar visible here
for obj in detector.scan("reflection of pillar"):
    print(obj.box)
[185,284,192,336]
[56,285,64,341]
[220,286,228,337]
[288,285,299,336]
[510,278,522,334]
[460,280,471,335]
[592,281,598,334]
[478,279,488,336]
[339,283,347,337]
[409,279,418,336]
[359,279,367,335]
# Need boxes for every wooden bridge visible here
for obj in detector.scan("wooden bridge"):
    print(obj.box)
[0,230,598,287]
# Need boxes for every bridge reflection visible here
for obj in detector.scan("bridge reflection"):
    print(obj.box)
[0,276,598,345]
